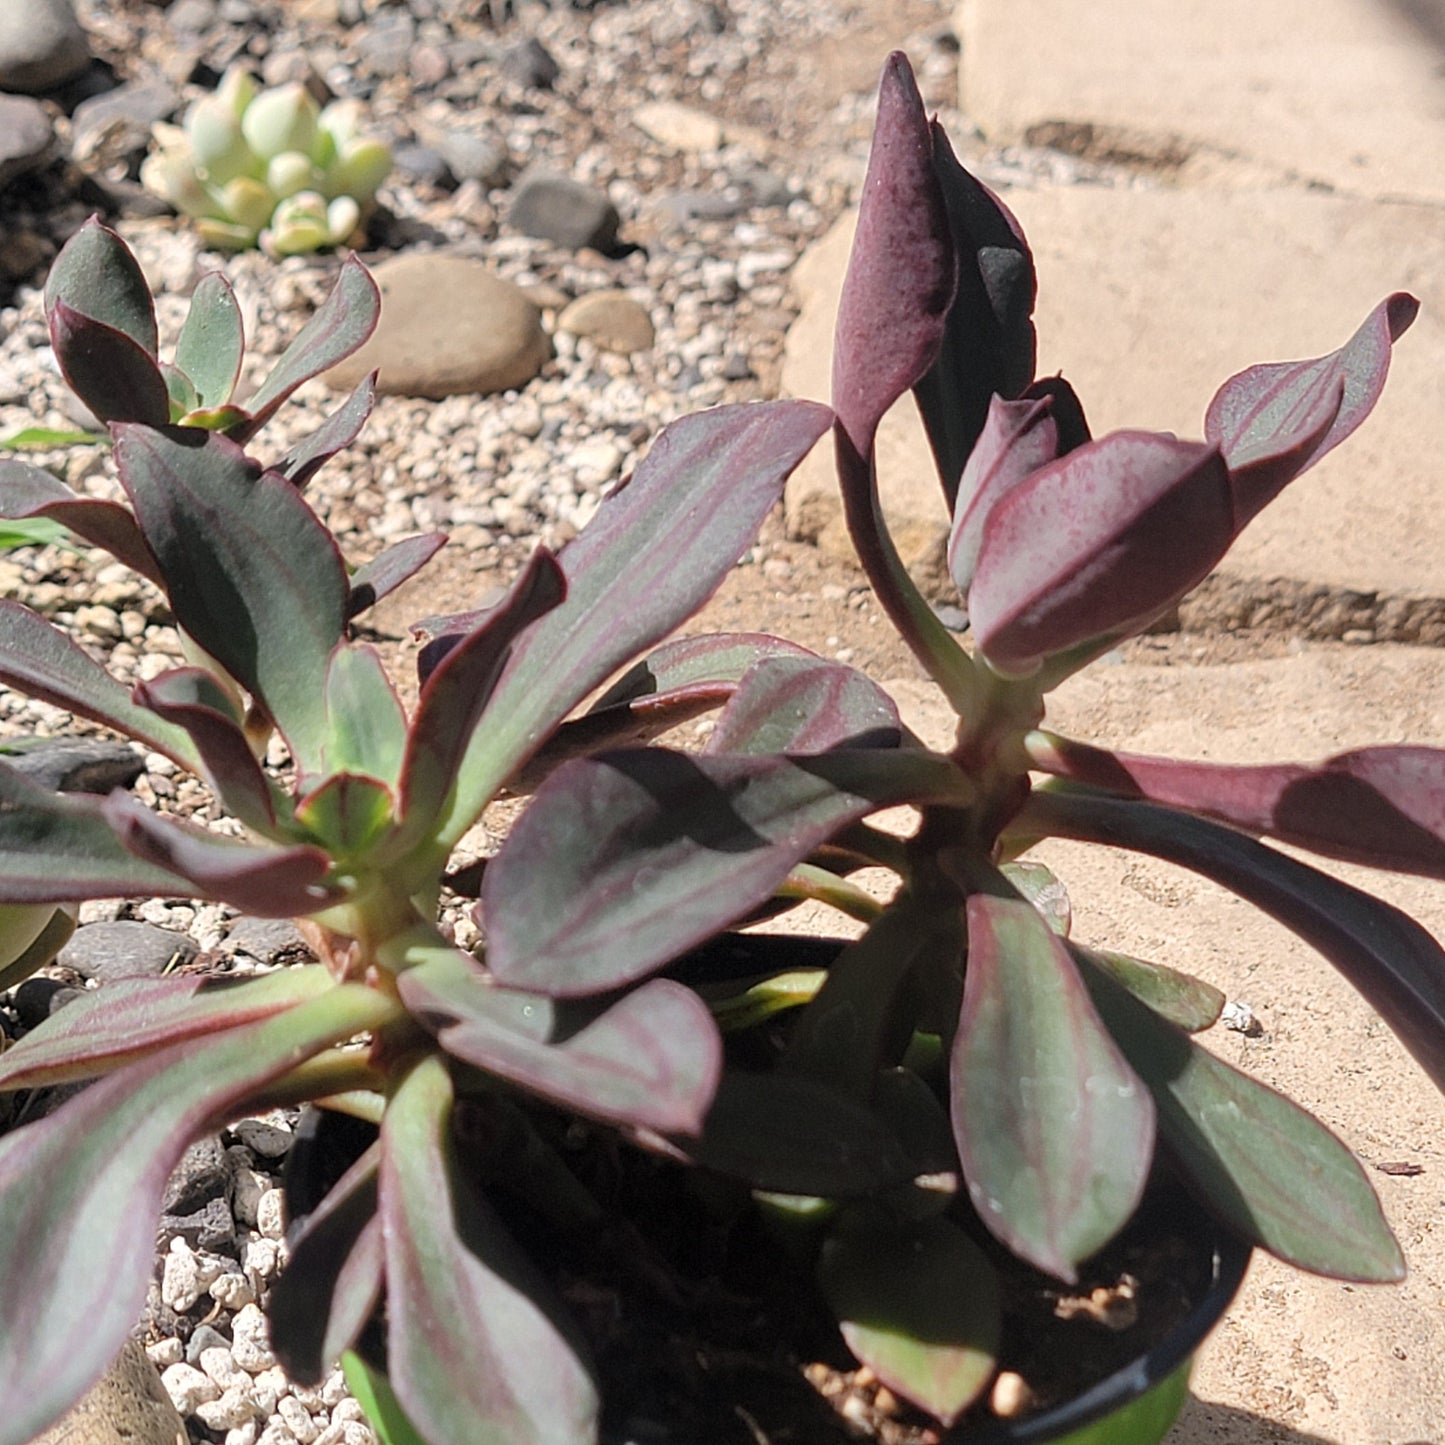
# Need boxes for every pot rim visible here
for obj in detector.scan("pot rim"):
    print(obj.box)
[946,1226,1252,1443]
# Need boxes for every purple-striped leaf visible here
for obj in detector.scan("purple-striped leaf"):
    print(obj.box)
[484,746,972,997]
[592,632,821,711]
[820,1219,1000,1425]
[234,257,382,439]
[833,52,955,460]
[393,549,564,854]
[47,301,170,427]
[347,532,448,621]
[1021,787,1445,1091]
[0,765,188,903]
[1021,375,1090,454]
[439,400,833,845]
[1206,293,1418,527]
[0,965,332,1091]
[706,655,901,755]
[101,792,338,916]
[398,944,721,1135]
[0,459,162,584]
[174,272,244,410]
[953,893,1154,1280]
[161,362,198,419]
[134,666,276,831]
[0,983,395,1445]
[914,122,1037,506]
[507,634,827,794]
[969,431,1234,675]
[45,219,157,356]
[113,425,349,771]
[276,374,377,489]
[1084,964,1404,1281]
[381,1056,599,1445]
[1029,734,1445,879]
[0,600,195,764]
[270,1144,383,1384]
[948,394,1059,598]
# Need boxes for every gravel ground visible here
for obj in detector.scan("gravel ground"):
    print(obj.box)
[0,1,1162,1439]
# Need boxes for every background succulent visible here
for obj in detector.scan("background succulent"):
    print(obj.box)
[141,66,392,255]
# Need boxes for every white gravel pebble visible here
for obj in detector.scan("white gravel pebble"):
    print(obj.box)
[161,1360,221,1414]
[196,1386,261,1431]
[231,1303,278,1373]
[200,1345,252,1392]
[211,1270,258,1311]
[278,1395,322,1443]
[146,1337,183,1368]
[226,1424,260,1445]
[161,1236,225,1312]
[257,1188,287,1240]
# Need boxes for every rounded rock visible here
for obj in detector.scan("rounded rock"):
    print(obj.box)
[325,253,550,399]
[556,290,656,355]
[0,0,90,94]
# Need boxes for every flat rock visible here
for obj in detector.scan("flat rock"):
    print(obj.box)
[325,253,550,399]
[556,290,656,354]
[884,641,1445,1444]
[0,95,56,191]
[782,187,1445,604]
[0,738,144,794]
[632,99,725,152]
[60,919,198,980]
[957,0,1445,204]
[71,77,179,170]
[0,0,90,94]
[508,167,621,252]
[33,1339,186,1445]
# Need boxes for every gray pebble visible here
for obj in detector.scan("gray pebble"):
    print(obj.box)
[0,96,56,191]
[391,143,450,187]
[0,0,90,93]
[223,916,310,966]
[158,1195,236,1256]
[60,920,198,982]
[11,977,81,1028]
[0,738,144,795]
[509,167,620,252]
[164,1135,232,1216]
[71,77,179,168]
[186,1323,233,1369]
[436,130,510,188]
[502,37,560,90]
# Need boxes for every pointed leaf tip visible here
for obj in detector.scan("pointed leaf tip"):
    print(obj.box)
[833,52,955,457]
[1206,293,1419,527]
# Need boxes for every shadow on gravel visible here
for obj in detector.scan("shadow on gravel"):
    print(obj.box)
[1387,0,1445,57]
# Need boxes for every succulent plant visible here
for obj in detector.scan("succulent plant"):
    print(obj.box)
[141,67,392,255]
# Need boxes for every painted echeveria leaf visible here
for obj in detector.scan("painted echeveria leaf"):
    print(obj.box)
[380,1056,599,1445]
[832,52,954,461]
[952,893,1154,1281]
[1084,965,1404,1281]
[0,984,396,1445]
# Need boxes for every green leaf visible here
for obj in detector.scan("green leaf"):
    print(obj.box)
[484,746,972,997]
[1001,858,1071,935]
[276,375,377,489]
[44,218,158,355]
[160,361,200,421]
[112,425,349,772]
[819,1218,1000,1426]
[0,600,194,764]
[323,644,408,786]
[953,893,1155,1281]
[1084,966,1404,1282]
[381,1055,599,1445]
[295,773,395,860]
[438,400,834,848]
[0,965,334,1091]
[341,1353,431,1445]
[0,426,105,450]
[0,903,74,992]
[591,632,821,711]
[1073,944,1225,1033]
[238,257,381,437]
[0,983,397,1445]
[174,272,245,408]
[347,533,447,620]
[0,517,72,551]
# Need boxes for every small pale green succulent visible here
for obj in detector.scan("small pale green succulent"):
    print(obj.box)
[142,67,392,255]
